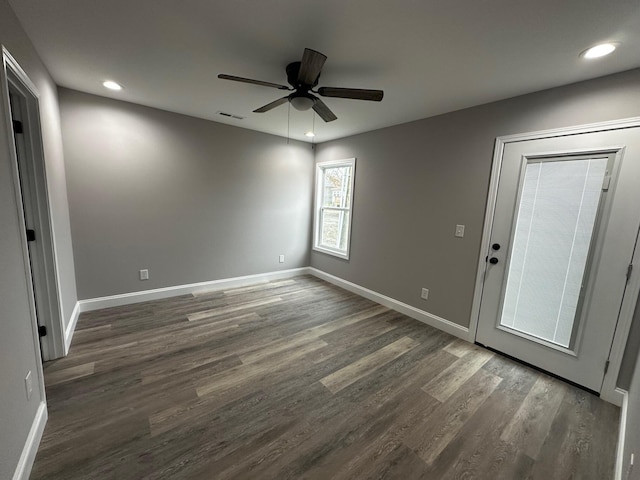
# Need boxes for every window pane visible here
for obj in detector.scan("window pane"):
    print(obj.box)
[322,166,352,208]
[321,209,351,251]
[500,157,607,348]
[314,159,355,258]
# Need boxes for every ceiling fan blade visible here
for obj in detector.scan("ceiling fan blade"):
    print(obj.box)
[218,74,291,90]
[312,97,337,122]
[297,48,327,86]
[253,96,289,113]
[318,87,384,102]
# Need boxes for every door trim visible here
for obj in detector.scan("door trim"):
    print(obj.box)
[469,117,640,406]
[2,46,65,360]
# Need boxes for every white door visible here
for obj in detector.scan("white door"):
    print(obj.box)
[476,126,640,392]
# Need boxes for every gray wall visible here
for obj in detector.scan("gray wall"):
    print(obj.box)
[313,68,640,396]
[313,68,640,329]
[59,89,314,300]
[0,0,77,477]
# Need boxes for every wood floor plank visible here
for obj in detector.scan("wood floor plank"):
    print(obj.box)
[196,339,328,397]
[500,373,568,460]
[69,324,112,345]
[222,278,297,295]
[207,334,455,480]
[529,387,619,479]
[443,338,478,357]
[421,346,493,402]
[425,357,539,479]
[237,305,387,365]
[31,409,151,478]
[149,339,329,437]
[309,312,403,364]
[313,388,440,480]
[319,336,420,394]
[31,275,619,479]
[141,349,244,385]
[45,362,95,386]
[405,368,503,465]
[187,296,283,321]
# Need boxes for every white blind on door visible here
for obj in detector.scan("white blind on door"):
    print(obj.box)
[500,157,607,347]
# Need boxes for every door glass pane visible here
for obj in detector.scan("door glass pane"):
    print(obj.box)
[500,157,607,347]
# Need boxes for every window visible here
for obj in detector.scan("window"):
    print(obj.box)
[313,158,356,259]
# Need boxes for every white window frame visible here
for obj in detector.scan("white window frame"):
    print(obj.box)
[313,158,356,260]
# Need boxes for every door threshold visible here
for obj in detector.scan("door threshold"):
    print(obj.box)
[475,342,600,398]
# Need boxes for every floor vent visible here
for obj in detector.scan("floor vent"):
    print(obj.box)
[217,111,244,120]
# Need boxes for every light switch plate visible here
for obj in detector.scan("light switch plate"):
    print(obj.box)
[455,225,465,238]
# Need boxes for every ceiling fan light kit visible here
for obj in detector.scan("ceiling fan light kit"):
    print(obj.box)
[218,48,384,123]
[289,93,315,111]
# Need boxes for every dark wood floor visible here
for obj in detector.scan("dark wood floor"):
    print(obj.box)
[31,275,619,479]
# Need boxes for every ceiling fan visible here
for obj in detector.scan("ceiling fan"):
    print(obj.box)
[218,48,384,123]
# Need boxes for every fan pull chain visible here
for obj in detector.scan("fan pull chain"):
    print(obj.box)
[287,102,290,145]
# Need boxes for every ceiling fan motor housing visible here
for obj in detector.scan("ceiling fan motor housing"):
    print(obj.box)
[286,61,319,89]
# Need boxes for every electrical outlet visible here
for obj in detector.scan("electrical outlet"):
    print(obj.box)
[455,224,465,238]
[279,254,285,263]
[25,371,33,400]
[421,288,429,300]
[139,269,149,280]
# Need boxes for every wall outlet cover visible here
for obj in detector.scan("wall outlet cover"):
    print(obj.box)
[139,269,149,280]
[421,288,429,300]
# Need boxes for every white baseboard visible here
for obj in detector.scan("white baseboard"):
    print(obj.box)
[72,266,469,347]
[615,388,629,480]
[12,401,47,480]
[308,268,470,340]
[78,268,310,313]
[64,301,81,355]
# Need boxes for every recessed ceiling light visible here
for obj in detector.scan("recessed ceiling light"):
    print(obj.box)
[305,131,316,138]
[581,43,617,59]
[102,80,123,91]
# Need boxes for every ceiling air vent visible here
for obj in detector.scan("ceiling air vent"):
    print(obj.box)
[217,111,244,120]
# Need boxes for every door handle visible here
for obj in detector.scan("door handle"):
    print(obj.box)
[492,243,501,251]
[489,257,499,264]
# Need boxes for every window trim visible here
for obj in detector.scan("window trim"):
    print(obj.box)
[313,158,356,260]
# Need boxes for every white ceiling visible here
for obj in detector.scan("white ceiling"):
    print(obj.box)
[9,0,640,143]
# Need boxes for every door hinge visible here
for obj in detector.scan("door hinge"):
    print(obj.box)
[38,325,47,337]
[12,120,23,134]
[604,360,610,375]
[26,229,36,242]
[627,263,633,282]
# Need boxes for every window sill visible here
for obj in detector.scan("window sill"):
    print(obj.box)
[312,245,350,260]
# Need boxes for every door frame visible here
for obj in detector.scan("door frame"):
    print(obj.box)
[1,46,65,360]
[469,117,640,406]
